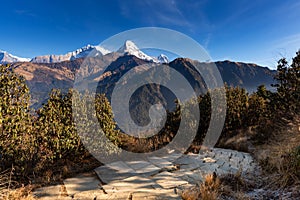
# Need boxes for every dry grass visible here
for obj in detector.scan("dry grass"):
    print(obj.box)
[254,115,300,188]
[182,173,221,200]
[181,172,255,200]
[0,152,101,200]
[0,169,15,199]
[119,131,176,153]
[0,168,35,200]
[219,171,254,192]
[275,147,300,187]
[32,154,101,186]
[5,186,35,200]
[199,173,220,200]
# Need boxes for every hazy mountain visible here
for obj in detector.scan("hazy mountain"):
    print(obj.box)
[215,60,275,92]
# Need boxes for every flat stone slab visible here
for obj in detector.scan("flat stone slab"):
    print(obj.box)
[173,155,199,165]
[63,173,101,196]
[147,156,174,169]
[76,192,130,200]
[152,172,189,189]
[94,165,136,184]
[135,164,161,176]
[125,160,153,171]
[178,161,204,171]
[161,153,182,162]
[173,169,204,184]
[132,190,181,200]
[102,176,161,193]
[106,161,135,173]
[33,185,70,200]
[125,160,161,176]
[72,189,106,200]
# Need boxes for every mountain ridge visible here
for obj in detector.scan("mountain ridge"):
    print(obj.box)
[0,50,30,63]
[1,41,276,108]
[30,44,111,63]
[1,40,171,64]
[10,55,275,108]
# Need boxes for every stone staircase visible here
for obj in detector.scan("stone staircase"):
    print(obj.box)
[33,148,259,200]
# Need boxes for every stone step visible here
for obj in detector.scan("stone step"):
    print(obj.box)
[33,148,260,200]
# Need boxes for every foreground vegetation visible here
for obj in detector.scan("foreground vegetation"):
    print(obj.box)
[0,50,299,199]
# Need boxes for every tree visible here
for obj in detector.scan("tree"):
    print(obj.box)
[273,50,300,114]
[0,64,37,175]
[72,91,121,159]
[37,89,82,161]
[256,85,271,100]
[94,93,121,145]
[224,85,249,130]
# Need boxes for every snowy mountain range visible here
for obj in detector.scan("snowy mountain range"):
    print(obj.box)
[0,41,169,64]
[30,44,111,63]
[0,50,30,63]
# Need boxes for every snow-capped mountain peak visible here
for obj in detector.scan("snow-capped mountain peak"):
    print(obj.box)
[117,40,157,62]
[0,50,30,64]
[30,45,111,63]
[69,44,111,59]
[94,45,111,55]
[157,54,169,63]
[70,44,110,56]
[117,40,139,53]
[1,42,170,64]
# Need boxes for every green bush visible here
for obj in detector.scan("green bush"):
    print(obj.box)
[36,89,83,161]
[224,85,249,131]
[72,91,121,158]
[95,93,121,145]
[0,64,37,176]
[36,89,122,162]
[247,92,268,126]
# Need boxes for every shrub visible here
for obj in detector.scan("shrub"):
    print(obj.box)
[36,89,83,161]
[70,90,121,159]
[247,92,268,126]
[224,85,249,131]
[0,64,37,176]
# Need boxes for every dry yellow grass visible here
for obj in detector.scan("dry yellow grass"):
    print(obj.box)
[0,168,35,200]
[5,186,35,200]
[181,171,256,200]
[199,173,220,200]
[254,116,300,188]
[182,173,221,200]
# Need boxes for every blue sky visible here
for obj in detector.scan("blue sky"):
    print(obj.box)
[1,0,300,69]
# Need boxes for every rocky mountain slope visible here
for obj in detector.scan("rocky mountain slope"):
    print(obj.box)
[3,41,276,108]
[11,54,275,108]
